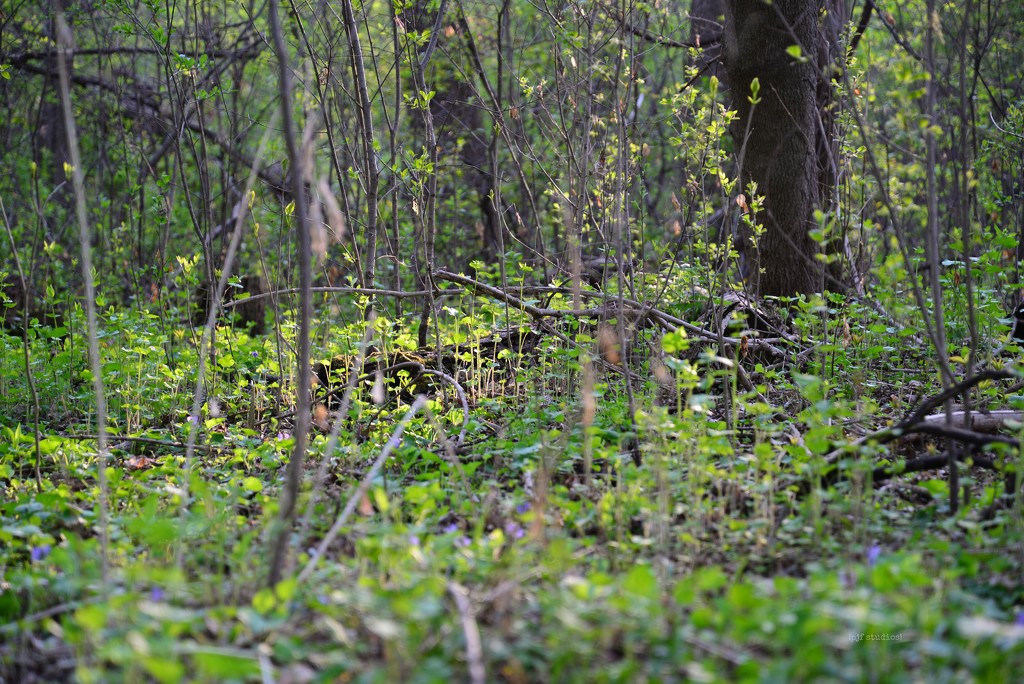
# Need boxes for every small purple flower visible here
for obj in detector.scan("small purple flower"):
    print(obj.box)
[1015,611,1024,627]
[443,523,459,534]
[251,351,259,358]
[277,431,290,441]
[408,535,421,547]
[149,587,165,602]
[455,536,472,548]
[866,545,882,567]
[504,521,525,539]
[30,544,51,562]
[515,502,531,515]
[188,415,199,425]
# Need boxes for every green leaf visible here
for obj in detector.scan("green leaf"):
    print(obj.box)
[241,476,263,493]
[274,577,298,603]
[694,566,728,593]
[127,516,179,547]
[191,649,260,679]
[252,587,277,614]
[662,330,688,354]
[141,657,185,684]
[622,564,659,600]
[75,603,108,631]
[748,77,761,104]
[0,589,21,621]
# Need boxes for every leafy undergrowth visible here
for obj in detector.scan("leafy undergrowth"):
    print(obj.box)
[2,281,1024,683]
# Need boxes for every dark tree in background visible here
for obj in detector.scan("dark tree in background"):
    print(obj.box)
[723,0,846,297]
[689,0,725,80]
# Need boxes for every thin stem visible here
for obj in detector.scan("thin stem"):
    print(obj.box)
[55,5,109,585]
[267,0,314,587]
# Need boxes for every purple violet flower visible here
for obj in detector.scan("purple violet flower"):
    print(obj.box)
[504,521,525,539]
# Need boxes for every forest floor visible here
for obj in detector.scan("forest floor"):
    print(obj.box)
[2,283,1024,683]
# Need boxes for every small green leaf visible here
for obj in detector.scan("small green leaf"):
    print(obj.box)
[622,564,659,600]
[141,657,185,684]
[274,577,298,602]
[192,649,260,679]
[75,603,108,631]
[662,330,688,354]
[252,587,277,614]
[694,566,728,593]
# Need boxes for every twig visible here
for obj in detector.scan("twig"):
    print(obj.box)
[419,368,470,448]
[448,582,486,684]
[58,433,218,454]
[606,7,716,50]
[339,0,381,286]
[433,269,789,356]
[907,422,1018,449]
[298,314,376,553]
[0,196,43,487]
[0,597,103,635]
[990,111,1024,141]
[902,369,1018,427]
[870,0,922,61]
[824,368,1020,464]
[267,0,315,587]
[178,105,279,573]
[795,369,1024,499]
[56,4,109,586]
[297,396,428,584]
[419,0,451,70]
[221,285,443,308]
[873,452,1000,483]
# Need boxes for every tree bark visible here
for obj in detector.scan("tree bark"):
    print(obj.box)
[723,0,832,297]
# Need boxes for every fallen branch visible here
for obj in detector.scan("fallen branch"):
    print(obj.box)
[433,269,789,356]
[58,433,218,454]
[221,285,443,308]
[795,368,1024,499]
[825,368,1021,464]
[922,410,1024,433]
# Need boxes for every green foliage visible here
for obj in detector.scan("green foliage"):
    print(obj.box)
[3,0,1024,680]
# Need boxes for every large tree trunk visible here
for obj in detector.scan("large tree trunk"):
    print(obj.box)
[723,0,838,297]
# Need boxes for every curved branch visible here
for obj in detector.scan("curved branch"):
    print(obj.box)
[420,368,470,448]
[846,0,874,64]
